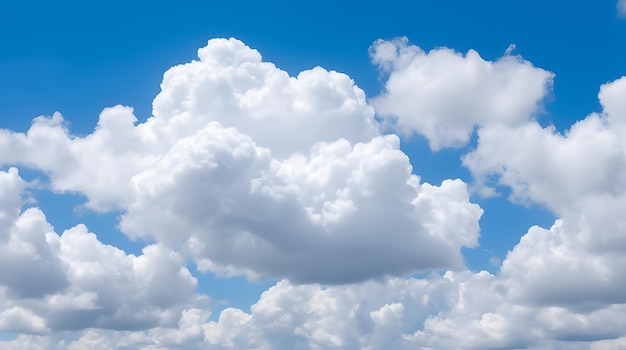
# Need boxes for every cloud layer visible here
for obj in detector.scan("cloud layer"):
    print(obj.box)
[1,37,626,349]
[0,38,482,285]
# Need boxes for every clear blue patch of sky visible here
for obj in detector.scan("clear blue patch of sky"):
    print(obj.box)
[0,333,17,342]
[190,264,278,321]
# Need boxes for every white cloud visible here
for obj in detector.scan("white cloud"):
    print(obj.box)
[0,307,47,334]
[0,107,152,212]
[3,36,626,349]
[0,171,68,299]
[463,76,626,214]
[0,168,24,242]
[370,37,554,150]
[62,274,500,350]
[120,124,482,283]
[501,218,626,308]
[151,38,379,157]
[0,335,61,350]
[3,210,626,349]
[0,169,202,334]
[457,76,626,343]
[0,38,483,284]
[0,39,378,212]
[464,115,626,211]
[24,270,623,349]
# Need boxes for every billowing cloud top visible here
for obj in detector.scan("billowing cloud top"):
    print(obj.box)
[370,37,554,150]
[0,169,199,334]
[0,38,482,285]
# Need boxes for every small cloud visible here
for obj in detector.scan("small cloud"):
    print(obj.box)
[504,44,516,56]
[619,0,626,18]
[489,256,501,267]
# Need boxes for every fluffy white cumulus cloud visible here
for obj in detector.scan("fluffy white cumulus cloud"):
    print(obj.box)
[0,168,25,242]
[370,46,626,349]
[120,126,482,283]
[5,274,502,349]
[0,38,482,284]
[150,38,379,157]
[4,36,626,349]
[370,37,554,150]
[0,38,378,211]
[501,219,626,309]
[0,169,200,334]
[460,76,626,341]
[6,271,625,349]
[464,77,626,214]
[0,108,154,212]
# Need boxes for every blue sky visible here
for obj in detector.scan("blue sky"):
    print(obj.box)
[1,1,626,349]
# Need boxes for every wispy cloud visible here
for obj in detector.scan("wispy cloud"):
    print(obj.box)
[619,0,626,17]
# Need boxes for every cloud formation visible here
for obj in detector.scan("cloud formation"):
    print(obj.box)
[0,169,201,335]
[5,270,626,349]
[0,38,482,284]
[463,76,626,317]
[121,128,481,283]
[2,37,626,349]
[464,78,626,210]
[370,37,554,150]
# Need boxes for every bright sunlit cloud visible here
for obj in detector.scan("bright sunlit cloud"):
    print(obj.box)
[1,1,625,349]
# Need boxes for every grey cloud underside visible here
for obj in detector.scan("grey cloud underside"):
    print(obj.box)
[121,123,479,283]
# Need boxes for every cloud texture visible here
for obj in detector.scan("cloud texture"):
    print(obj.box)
[0,38,482,285]
[1,37,626,349]
[370,37,553,150]
[0,169,200,335]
